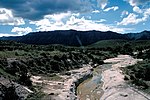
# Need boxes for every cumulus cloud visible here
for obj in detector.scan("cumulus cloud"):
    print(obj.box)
[92,10,100,13]
[125,0,150,6]
[97,0,108,9]
[118,13,142,25]
[103,6,119,12]
[44,11,72,22]
[94,19,106,23]
[143,8,150,21]
[0,0,92,20]
[133,6,142,13]
[30,12,131,33]
[0,8,25,25]
[118,9,150,25]
[11,27,32,35]
[121,10,129,17]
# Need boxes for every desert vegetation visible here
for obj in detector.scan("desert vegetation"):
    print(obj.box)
[0,39,150,99]
[122,47,150,94]
[0,40,115,99]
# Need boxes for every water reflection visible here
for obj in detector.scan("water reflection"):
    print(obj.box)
[77,64,112,100]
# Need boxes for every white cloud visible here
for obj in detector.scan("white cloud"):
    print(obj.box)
[121,10,129,17]
[0,8,25,25]
[97,0,108,9]
[30,12,132,33]
[142,8,150,21]
[133,6,142,13]
[118,8,150,25]
[118,13,142,25]
[44,11,72,22]
[0,33,20,37]
[92,10,100,13]
[122,0,150,26]
[104,6,119,12]
[94,19,106,23]
[125,0,150,6]
[30,19,52,27]
[11,27,32,35]
[30,11,74,26]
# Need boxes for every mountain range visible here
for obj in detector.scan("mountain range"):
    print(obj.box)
[0,30,150,46]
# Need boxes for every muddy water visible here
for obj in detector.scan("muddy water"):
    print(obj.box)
[77,64,112,100]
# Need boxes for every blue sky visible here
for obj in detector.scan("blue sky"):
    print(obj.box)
[0,0,150,36]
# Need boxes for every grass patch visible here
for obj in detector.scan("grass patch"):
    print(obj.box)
[40,74,63,81]
[122,60,150,92]
[0,68,17,80]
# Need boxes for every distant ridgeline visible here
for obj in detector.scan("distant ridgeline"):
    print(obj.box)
[0,30,150,46]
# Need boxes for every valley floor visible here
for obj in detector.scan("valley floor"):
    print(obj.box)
[30,55,150,100]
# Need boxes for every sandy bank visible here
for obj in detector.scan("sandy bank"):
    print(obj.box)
[100,55,150,100]
[31,64,93,100]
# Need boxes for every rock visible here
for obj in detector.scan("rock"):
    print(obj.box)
[49,93,55,95]
[14,83,32,100]
[65,72,72,76]
[124,75,130,80]
[90,68,94,71]
[0,77,32,100]
[120,93,128,97]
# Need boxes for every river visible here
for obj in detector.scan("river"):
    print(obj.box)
[77,64,112,100]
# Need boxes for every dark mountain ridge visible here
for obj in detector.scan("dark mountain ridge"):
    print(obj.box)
[126,30,150,40]
[0,30,150,46]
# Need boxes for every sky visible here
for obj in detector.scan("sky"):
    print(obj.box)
[0,0,150,37]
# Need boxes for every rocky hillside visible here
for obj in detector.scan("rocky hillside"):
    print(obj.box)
[1,30,150,46]
[0,30,128,46]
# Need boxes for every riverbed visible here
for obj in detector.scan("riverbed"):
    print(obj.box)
[77,64,112,100]
[77,55,150,100]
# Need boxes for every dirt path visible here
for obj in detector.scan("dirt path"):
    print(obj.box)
[100,55,150,100]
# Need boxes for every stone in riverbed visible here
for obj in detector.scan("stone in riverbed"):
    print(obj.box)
[49,93,55,95]
[120,93,128,97]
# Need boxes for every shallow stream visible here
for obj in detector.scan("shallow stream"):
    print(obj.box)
[77,64,112,100]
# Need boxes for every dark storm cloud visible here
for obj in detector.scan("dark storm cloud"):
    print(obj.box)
[0,0,91,20]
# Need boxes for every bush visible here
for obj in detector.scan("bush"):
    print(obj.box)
[122,60,150,89]
[2,85,19,100]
